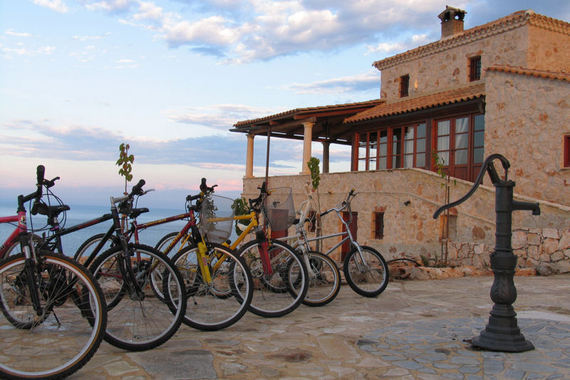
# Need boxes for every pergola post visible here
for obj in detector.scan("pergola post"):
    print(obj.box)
[322,141,330,173]
[301,122,314,174]
[245,133,254,178]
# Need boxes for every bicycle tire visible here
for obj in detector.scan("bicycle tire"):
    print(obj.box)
[4,234,43,258]
[155,231,189,258]
[297,251,341,307]
[0,252,107,379]
[237,239,308,318]
[74,233,118,265]
[169,243,253,331]
[90,243,186,351]
[343,245,389,297]
[150,232,189,300]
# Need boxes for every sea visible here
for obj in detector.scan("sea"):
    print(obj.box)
[0,201,190,256]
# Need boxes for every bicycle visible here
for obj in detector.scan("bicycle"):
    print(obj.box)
[75,180,253,331]
[181,180,309,318]
[270,186,341,307]
[33,172,186,351]
[153,180,309,318]
[0,165,107,379]
[284,189,389,298]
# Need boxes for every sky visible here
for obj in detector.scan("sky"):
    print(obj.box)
[1,0,568,208]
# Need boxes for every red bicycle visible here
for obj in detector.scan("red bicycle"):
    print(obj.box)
[0,165,107,379]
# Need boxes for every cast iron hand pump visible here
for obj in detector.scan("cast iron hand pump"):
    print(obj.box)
[434,153,540,352]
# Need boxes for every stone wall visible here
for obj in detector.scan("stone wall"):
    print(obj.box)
[242,169,569,273]
[484,71,570,206]
[379,27,528,99]
[528,25,570,72]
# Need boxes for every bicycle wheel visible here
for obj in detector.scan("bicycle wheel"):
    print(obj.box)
[238,239,308,318]
[150,232,189,300]
[297,251,341,307]
[155,231,190,258]
[74,233,118,265]
[169,243,253,331]
[343,245,389,297]
[4,234,43,257]
[0,252,106,379]
[90,244,186,351]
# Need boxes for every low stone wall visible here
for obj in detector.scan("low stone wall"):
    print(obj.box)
[243,170,570,275]
[447,227,570,274]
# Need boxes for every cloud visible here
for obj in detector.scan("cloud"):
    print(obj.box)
[0,118,314,181]
[33,0,567,63]
[5,29,32,38]
[72,33,111,42]
[168,104,280,131]
[83,0,134,13]
[33,0,69,13]
[72,0,450,62]
[286,71,379,94]
[1,44,56,58]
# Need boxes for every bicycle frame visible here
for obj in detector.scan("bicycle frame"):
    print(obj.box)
[281,190,364,265]
[0,211,27,259]
[132,209,219,284]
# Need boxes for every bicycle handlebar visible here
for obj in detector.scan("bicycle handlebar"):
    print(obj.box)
[199,177,217,194]
[18,165,46,211]
[110,179,146,206]
[248,181,267,211]
[320,189,356,217]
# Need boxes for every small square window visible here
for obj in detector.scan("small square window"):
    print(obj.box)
[564,135,570,168]
[469,56,481,81]
[400,74,409,97]
[374,212,384,239]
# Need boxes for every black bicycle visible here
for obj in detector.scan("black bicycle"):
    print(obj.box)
[34,171,186,351]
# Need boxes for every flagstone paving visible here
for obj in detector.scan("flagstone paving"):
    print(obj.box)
[71,274,570,379]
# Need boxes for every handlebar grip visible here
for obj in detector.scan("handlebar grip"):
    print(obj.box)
[131,179,146,196]
[186,194,201,202]
[199,178,218,193]
[37,165,45,186]
[199,178,208,193]
[45,176,60,189]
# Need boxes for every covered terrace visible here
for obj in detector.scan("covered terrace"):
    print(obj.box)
[230,100,384,177]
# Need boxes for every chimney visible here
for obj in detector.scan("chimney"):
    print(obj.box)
[438,6,466,39]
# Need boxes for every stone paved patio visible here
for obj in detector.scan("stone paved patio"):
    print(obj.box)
[71,274,570,379]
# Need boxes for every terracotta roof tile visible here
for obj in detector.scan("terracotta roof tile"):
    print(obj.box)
[233,99,383,128]
[373,10,570,70]
[345,83,485,124]
[486,65,570,82]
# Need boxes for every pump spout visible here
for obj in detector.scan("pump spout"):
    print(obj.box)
[512,200,540,215]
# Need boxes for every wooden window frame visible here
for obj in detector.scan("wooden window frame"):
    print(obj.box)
[432,112,484,181]
[469,56,481,82]
[356,122,429,172]
[400,74,410,97]
[563,135,570,168]
[374,212,384,239]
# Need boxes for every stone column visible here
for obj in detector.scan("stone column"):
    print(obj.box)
[245,134,254,178]
[322,141,330,173]
[301,122,314,174]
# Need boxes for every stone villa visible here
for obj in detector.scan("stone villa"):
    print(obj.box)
[231,7,570,273]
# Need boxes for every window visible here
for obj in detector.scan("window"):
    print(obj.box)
[469,56,481,81]
[356,123,428,171]
[374,212,384,239]
[564,135,570,168]
[434,113,485,181]
[403,123,427,168]
[400,74,410,97]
